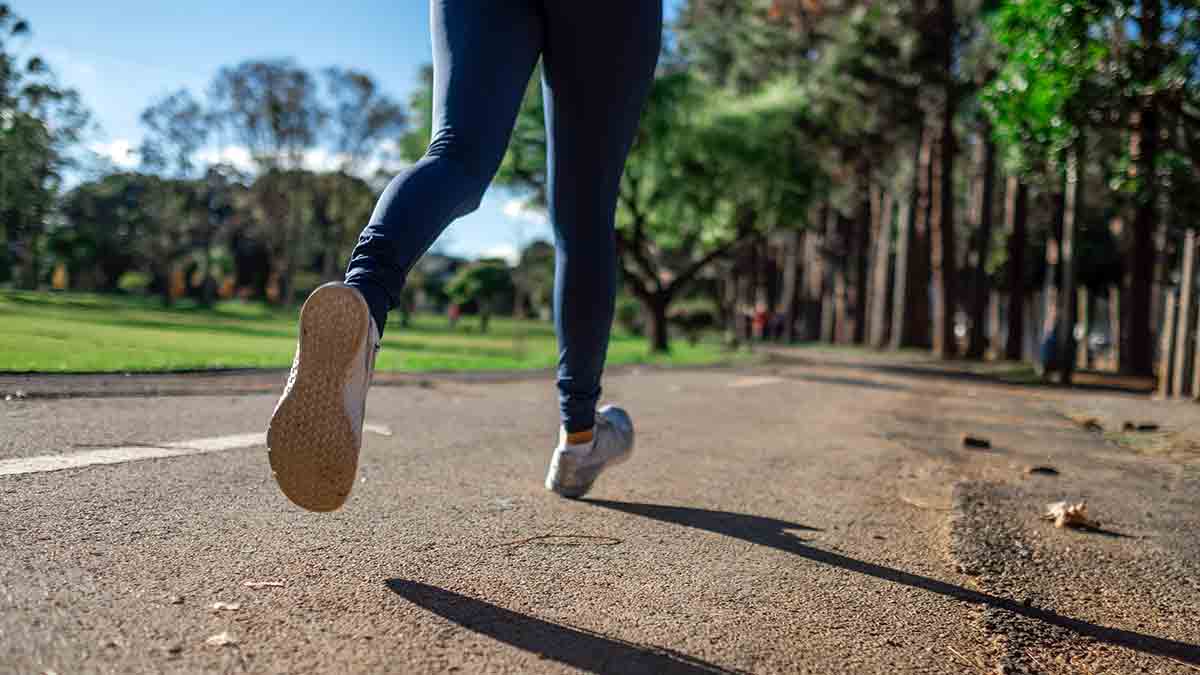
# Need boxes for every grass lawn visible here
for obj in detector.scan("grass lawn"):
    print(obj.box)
[0,290,754,373]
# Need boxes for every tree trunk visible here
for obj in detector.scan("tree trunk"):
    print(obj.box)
[804,222,825,341]
[820,206,838,343]
[645,294,670,353]
[160,264,174,308]
[1127,1,1161,376]
[1158,292,1177,398]
[1005,176,1028,361]
[931,0,958,359]
[967,128,997,359]
[480,308,491,334]
[988,291,1002,357]
[905,126,934,348]
[1173,229,1197,397]
[833,212,852,344]
[869,190,895,349]
[852,161,872,344]
[890,194,913,350]
[1058,144,1082,384]
[780,230,801,342]
[201,218,218,308]
[1108,285,1121,370]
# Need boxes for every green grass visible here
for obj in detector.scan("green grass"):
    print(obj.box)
[0,290,753,373]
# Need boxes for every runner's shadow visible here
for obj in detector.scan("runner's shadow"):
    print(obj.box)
[583,500,1200,666]
[385,580,743,675]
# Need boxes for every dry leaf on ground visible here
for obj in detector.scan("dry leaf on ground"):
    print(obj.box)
[1042,501,1100,529]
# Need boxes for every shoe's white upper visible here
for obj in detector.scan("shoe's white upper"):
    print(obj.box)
[345,316,380,448]
[545,405,634,497]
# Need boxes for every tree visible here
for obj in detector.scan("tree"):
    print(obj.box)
[0,4,90,288]
[55,173,149,291]
[210,60,323,304]
[446,260,514,333]
[514,239,555,319]
[322,67,407,175]
[984,0,1200,376]
[139,89,208,177]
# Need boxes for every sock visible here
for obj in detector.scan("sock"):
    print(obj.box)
[566,428,594,446]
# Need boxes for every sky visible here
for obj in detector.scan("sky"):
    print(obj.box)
[16,1,688,263]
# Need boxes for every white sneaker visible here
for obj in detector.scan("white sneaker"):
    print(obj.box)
[267,282,379,512]
[544,405,634,499]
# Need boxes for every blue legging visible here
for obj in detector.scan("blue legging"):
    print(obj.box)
[344,1,662,433]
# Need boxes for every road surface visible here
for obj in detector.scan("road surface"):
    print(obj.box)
[2,352,1197,673]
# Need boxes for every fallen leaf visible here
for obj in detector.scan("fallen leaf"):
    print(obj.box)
[211,601,241,611]
[205,632,238,648]
[1067,413,1103,432]
[243,581,284,589]
[1041,501,1100,529]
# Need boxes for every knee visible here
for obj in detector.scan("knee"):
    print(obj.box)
[425,134,501,216]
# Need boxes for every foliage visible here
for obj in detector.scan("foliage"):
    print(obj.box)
[445,259,515,332]
[0,4,91,287]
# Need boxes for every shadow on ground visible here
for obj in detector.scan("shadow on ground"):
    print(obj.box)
[385,580,744,674]
[583,500,1200,666]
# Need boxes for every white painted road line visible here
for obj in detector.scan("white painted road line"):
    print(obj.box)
[0,424,394,477]
[0,432,265,477]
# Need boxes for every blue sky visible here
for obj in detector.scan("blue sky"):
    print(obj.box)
[20,1,677,262]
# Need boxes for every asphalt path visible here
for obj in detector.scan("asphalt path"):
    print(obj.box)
[2,355,1197,673]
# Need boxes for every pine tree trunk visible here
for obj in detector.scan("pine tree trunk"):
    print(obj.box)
[931,0,958,358]
[930,126,957,357]
[890,194,913,351]
[1058,144,1082,384]
[869,190,894,349]
[804,223,825,341]
[906,126,934,348]
[1127,1,1161,376]
[1172,229,1197,397]
[1005,177,1028,361]
[780,230,801,342]
[834,212,852,344]
[967,128,997,359]
[852,161,872,344]
[821,206,838,343]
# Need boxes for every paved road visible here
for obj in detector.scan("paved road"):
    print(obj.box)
[2,353,1198,673]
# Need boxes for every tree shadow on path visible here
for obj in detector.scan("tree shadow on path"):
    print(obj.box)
[584,500,1200,666]
[385,580,746,674]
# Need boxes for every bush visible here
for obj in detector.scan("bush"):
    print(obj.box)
[117,271,150,293]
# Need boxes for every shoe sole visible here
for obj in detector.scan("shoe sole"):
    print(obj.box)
[267,284,369,512]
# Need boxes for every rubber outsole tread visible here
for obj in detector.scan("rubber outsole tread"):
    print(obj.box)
[267,284,369,512]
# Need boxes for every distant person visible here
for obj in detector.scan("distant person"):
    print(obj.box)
[265,2,663,511]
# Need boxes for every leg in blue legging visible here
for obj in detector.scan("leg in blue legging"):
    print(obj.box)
[540,4,662,432]
[344,0,661,434]
[344,0,543,332]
